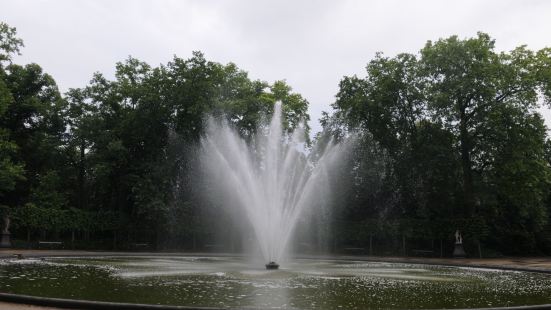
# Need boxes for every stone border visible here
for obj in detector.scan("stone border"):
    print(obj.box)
[1,254,551,310]
[0,293,224,310]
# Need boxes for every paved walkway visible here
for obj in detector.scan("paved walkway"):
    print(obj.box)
[0,303,58,309]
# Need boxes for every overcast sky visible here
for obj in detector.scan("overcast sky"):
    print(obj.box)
[2,0,551,133]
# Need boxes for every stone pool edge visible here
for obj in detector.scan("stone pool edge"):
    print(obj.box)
[0,292,224,310]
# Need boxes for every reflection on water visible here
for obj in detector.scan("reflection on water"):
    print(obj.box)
[1,256,551,309]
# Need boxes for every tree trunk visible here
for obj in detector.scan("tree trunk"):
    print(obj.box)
[71,230,75,249]
[369,235,373,256]
[113,230,117,250]
[78,138,86,210]
[459,106,475,216]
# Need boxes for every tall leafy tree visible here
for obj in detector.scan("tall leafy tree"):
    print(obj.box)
[0,22,67,237]
[62,51,311,248]
[420,33,551,216]
[331,33,551,253]
[0,23,25,205]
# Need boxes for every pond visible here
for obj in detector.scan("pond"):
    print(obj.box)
[1,256,551,309]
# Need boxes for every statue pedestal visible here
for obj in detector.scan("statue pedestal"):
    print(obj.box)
[0,233,11,248]
[453,242,466,258]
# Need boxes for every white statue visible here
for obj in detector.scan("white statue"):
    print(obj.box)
[2,215,10,234]
[454,230,462,244]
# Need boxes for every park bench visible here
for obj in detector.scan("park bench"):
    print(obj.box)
[130,243,150,250]
[204,244,224,252]
[343,247,365,254]
[411,249,434,257]
[38,241,63,249]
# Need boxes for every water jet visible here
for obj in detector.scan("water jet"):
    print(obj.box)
[201,102,346,267]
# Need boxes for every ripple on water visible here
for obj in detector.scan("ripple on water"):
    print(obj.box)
[1,257,551,309]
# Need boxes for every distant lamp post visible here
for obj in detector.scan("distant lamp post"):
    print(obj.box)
[452,230,466,258]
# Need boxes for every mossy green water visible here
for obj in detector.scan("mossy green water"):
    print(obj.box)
[1,256,551,309]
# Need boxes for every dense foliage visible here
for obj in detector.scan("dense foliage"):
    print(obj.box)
[327,33,551,255]
[0,22,310,250]
[2,22,551,256]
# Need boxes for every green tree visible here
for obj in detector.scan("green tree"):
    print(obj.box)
[420,33,550,216]
[0,22,23,65]
[1,62,67,208]
[0,22,25,196]
[62,50,312,249]
[0,78,24,199]
[330,33,551,254]
[479,104,550,252]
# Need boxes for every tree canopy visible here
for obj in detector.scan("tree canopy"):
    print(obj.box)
[329,32,551,255]
[0,22,311,249]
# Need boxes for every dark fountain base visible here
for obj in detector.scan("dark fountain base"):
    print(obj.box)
[265,262,279,270]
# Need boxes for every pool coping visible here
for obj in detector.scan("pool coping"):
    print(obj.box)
[0,293,225,310]
[1,252,551,310]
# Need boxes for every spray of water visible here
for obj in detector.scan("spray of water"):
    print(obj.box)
[201,103,347,264]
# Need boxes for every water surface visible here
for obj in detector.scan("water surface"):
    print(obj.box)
[1,256,551,309]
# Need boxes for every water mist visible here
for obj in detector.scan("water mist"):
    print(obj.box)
[201,103,347,268]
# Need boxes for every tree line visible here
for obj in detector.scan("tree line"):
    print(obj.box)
[0,22,310,250]
[323,33,551,256]
[1,22,551,256]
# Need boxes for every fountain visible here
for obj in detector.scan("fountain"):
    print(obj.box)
[265,261,280,270]
[201,102,346,268]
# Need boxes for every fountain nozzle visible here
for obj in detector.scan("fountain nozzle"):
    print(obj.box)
[265,262,279,270]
